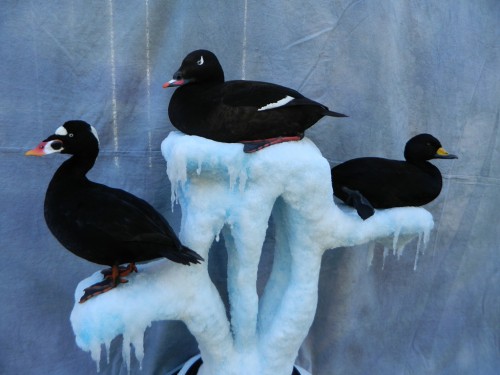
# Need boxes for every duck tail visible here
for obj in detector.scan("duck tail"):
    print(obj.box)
[167,245,204,265]
[325,109,348,118]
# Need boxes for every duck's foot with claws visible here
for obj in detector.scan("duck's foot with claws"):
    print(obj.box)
[79,263,137,303]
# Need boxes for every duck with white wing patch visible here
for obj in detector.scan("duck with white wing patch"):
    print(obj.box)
[164,49,348,152]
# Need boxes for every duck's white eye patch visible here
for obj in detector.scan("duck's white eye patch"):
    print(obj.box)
[90,126,100,144]
[55,126,68,136]
[197,56,204,66]
[45,140,64,154]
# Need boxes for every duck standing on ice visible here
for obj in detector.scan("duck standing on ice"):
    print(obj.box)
[26,120,203,302]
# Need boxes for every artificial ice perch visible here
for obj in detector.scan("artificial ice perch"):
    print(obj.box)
[71,133,434,374]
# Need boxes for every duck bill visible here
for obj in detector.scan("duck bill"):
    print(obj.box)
[435,147,458,159]
[26,139,64,156]
[162,78,189,88]
[25,141,49,156]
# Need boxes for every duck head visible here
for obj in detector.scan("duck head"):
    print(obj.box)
[163,49,224,88]
[403,133,458,163]
[26,120,99,157]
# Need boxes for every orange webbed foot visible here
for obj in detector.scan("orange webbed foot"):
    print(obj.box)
[80,264,136,303]
[100,263,138,279]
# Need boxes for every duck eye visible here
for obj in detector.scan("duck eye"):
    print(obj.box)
[69,133,74,138]
[197,56,204,66]
[51,141,63,150]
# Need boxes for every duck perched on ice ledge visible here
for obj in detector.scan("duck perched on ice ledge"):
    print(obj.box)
[25,121,203,303]
[71,132,433,375]
[163,49,347,152]
[332,133,457,219]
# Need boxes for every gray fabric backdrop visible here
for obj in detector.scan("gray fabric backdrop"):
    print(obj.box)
[1,1,499,374]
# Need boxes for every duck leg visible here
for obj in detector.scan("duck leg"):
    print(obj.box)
[341,186,375,220]
[79,264,133,303]
[241,135,303,153]
[100,263,137,279]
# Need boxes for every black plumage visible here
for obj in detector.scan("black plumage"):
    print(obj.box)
[164,49,347,152]
[26,120,203,302]
[331,134,458,219]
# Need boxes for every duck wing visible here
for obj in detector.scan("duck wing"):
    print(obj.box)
[333,158,431,208]
[67,184,202,264]
[221,80,324,111]
[74,184,176,242]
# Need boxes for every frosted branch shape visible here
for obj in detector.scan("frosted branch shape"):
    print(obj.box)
[71,132,434,374]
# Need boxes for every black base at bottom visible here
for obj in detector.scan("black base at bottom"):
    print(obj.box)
[173,357,302,375]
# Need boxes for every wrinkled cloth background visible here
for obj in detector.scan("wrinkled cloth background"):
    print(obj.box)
[1,1,499,374]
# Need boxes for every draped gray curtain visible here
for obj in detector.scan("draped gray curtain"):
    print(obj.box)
[1,1,498,374]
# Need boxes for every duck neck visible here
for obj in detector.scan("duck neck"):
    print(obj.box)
[408,158,441,178]
[52,152,97,184]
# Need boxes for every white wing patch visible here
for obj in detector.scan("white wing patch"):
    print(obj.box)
[257,95,294,111]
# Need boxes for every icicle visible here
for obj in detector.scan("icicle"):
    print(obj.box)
[396,244,405,260]
[413,232,423,271]
[366,242,375,268]
[89,343,102,372]
[423,226,430,248]
[166,155,187,211]
[132,333,145,370]
[392,226,401,256]
[382,246,389,269]
[167,165,177,212]
[169,180,176,212]
[122,334,131,374]
[105,340,111,365]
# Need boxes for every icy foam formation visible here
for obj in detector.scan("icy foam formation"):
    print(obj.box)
[70,132,433,374]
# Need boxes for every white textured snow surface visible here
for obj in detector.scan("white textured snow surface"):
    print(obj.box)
[71,132,433,375]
